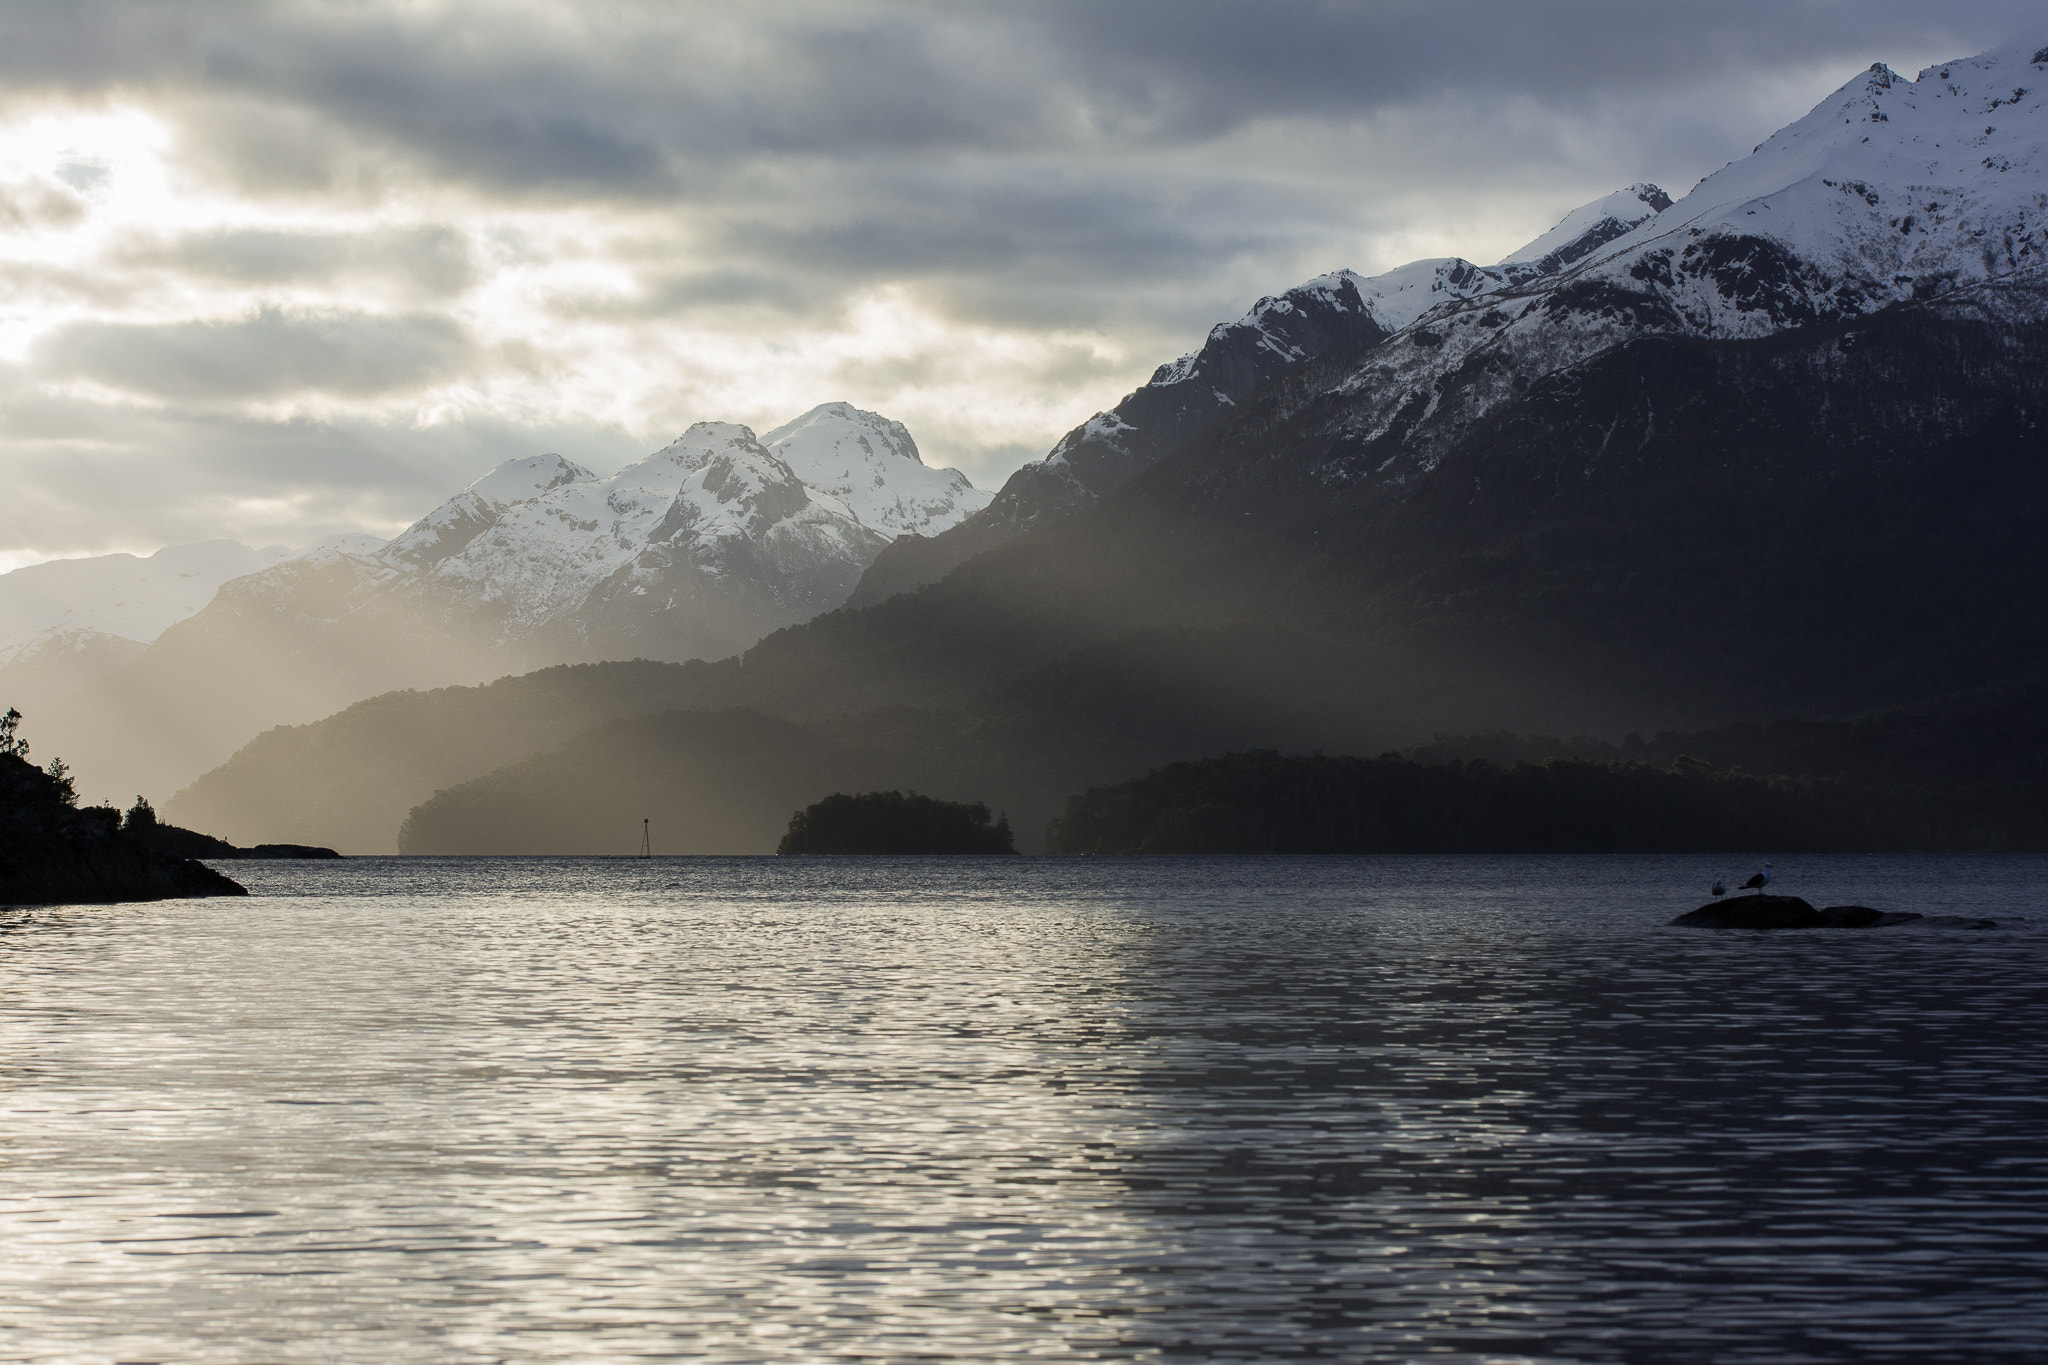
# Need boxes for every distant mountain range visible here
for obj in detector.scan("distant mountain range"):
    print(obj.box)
[148,38,2048,852]
[0,541,288,715]
[32,403,987,803]
[217,403,986,676]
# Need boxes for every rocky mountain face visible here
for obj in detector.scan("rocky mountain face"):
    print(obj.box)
[849,186,1673,606]
[39,403,986,805]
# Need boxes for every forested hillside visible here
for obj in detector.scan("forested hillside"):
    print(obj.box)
[1046,750,2043,855]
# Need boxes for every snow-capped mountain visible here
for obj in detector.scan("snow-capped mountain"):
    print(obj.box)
[237,403,988,668]
[1495,183,1674,282]
[392,421,887,660]
[858,41,2048,609]
[762,402,989,537]
[0,540,287,664]
[849,181,1674,606]
[0,540,288,713]
[37,403,985,805]
[1301,41,2048,492]
[160,39,2048,856]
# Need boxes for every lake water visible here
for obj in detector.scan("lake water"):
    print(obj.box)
[2,855,2045,1363]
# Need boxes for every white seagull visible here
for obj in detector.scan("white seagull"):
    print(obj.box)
[1740,863,1773,895]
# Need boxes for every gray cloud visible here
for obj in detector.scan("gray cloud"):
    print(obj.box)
[36,308,475,401]
[0,175,87,231]
[708,178,1279,297]
[122,225,474,295]
[3,2,2037,195]
[1,0,2042,563]
[0,365,648,553]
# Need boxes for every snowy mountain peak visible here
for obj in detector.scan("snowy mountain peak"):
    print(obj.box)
[568,424,812,559]
[765,402,922,469]
[761,402,992,539]
[665,420,759,451]
[855,43,2048,609]
[237,402,986,670]
[1264,36,2048,504]
[466,453,596,510]
[1349,257,1508,330]
[1498,183,1673,276]
[1558,37,2048,323]
[643,422,770,473]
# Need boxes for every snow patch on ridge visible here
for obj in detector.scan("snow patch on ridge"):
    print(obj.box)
[1575,42,2048,313]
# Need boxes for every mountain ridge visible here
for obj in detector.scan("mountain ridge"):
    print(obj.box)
[36,402,986,803]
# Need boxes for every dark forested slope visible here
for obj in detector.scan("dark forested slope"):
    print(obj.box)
[1046,748,2042,856]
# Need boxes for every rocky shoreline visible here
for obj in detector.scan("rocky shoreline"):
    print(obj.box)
[2,751,248,906]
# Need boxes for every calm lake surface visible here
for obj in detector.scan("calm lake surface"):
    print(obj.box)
[2,855,2044,1363]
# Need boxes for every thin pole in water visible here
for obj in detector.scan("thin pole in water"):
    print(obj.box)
[640,818,651,858]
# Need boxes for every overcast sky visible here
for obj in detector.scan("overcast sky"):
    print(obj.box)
[0,0,2035,568]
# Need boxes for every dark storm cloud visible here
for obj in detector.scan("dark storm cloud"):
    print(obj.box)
[717,178,1276,286]
[2,1,2038,197]
[37,308,475,401]
[1023,0,2038,129]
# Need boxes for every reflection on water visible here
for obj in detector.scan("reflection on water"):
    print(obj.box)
[1,855,2044,1362]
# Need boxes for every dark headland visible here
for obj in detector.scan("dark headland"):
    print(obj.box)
[1,752,247,906]
[118,796,341,862]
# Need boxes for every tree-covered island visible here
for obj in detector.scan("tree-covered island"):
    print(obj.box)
[779,791,1015,854]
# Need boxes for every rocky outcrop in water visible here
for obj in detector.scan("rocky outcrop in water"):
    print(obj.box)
[1672,896,1929,929]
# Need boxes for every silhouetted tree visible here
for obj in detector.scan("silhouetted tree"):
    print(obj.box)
[124,795,158,834]
[44,757,76,807]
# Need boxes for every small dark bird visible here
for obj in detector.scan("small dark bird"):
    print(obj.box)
[1741,862,1773,895]
[1710,878,1727,899]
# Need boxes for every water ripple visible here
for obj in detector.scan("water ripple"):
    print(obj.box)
[0,854,2043,1361]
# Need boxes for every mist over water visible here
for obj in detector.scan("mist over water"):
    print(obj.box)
[2,855,2045,1362]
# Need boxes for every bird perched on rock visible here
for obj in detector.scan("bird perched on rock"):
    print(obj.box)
[1710,878,1727,899]
[1741,863,1773,895]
